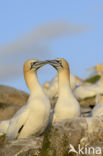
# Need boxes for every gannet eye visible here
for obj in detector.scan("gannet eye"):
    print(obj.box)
[56,60,60,63]
[30,62,37,70]
[56,60,63,68]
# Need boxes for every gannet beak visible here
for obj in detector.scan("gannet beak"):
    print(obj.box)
[31,60,48,70]
[36,61,48,67]
[86,66,96,71]
[47,60,62,68]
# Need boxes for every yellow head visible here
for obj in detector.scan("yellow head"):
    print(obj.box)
[43,81,50,90]
[23,59,48,73]
[96,64,103,72]
[47,58,70,72]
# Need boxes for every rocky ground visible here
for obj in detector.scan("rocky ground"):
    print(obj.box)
[0,81,103,156]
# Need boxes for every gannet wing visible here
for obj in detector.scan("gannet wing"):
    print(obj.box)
[0,120,10,134]
[6,105,29,139]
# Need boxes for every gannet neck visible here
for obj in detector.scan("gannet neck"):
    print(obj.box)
[24,71,41,93]
[58,68,70,92]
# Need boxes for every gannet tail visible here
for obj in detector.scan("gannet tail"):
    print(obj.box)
[0,120,9,134]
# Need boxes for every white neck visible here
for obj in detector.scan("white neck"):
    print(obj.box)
[24,71,42,95]
[58,69,71,95]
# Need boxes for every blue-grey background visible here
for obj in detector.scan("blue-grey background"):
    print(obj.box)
[0,0,103,93]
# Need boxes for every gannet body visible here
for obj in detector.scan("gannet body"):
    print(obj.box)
[43,72,81,100]
[74,74,103,99]
[47,59,80,122]
[0,60,51,139]
[91,95,103,117]
[0,120,9,134]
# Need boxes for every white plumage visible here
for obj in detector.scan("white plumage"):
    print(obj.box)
[74,74,103,99]
[91,95,103,117]
[0,59,51,139]
[47,58,80,122]
[43,73,81,100]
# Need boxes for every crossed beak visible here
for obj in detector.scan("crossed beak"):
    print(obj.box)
[36,61,48,67]
[31,60,48,70]
[46,60,61,68]
[31,60,62,70]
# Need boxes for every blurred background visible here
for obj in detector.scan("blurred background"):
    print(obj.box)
[0,0,103,93]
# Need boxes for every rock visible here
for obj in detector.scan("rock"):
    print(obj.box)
[0,85,29,119]
[0,85,29,106]
[0,103,21,120]
[41,117,103,156]
[0,137,43,156]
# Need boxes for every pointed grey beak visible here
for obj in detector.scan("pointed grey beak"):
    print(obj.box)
[36,60,48,66]
[31,60,48,70]
[46,60,62,68]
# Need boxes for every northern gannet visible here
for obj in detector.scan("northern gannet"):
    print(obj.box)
[43,72,81,100]
[74,73,103,99]
[47,58,80,122]
[0,59,51,139]
[87,64,103,75]
[91,95,103,117]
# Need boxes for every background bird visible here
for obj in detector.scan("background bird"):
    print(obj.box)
[91,95,103,117]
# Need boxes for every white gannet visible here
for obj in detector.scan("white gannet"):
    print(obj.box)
[74,73,103,99]
[91,95,103,117]
[87,64,103,75]
[47,58,80,122]
[0,120,10,134]
[43,72,82,100]
[0,59,51,139]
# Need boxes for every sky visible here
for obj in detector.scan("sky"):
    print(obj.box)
[0,0,103,93]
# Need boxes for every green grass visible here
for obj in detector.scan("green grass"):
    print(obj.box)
[85,75,101,84]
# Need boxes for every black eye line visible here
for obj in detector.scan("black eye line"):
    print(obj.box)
[56,60,60,63]
[31,62,37,66]
[30,62,37,70]
[56,60,63,68]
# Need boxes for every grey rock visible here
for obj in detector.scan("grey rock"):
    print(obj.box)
[0,85,29,106]
[41,117,103,156]
[0,137,43,156]
[0,85,29,120]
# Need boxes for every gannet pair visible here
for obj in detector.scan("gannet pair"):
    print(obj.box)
[43,71,81,100]
[0,60,51,139]
[47,59,80,122]
[0,58,80,139]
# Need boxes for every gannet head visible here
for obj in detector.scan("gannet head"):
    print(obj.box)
[87,64,103,73]
[24,59,48,73]
[47,58,70,72]
[43,82,50,89]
